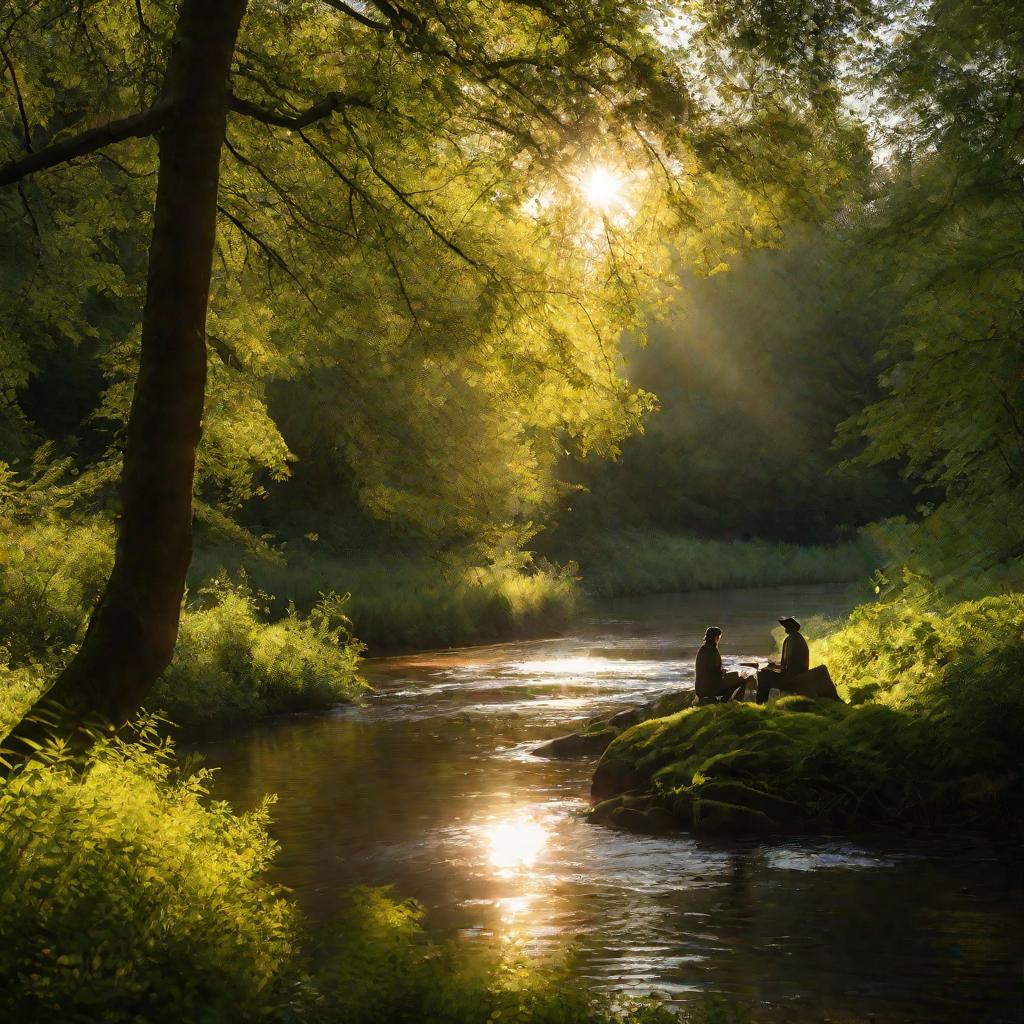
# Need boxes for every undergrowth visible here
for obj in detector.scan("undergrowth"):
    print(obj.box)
[190,542,583,652]
[576,529,879,597]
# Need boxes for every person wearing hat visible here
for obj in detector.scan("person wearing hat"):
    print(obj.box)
[756,616,810,703]
[695,626,744,705]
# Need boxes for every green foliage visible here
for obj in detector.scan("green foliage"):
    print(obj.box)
[838,0,1024,579]
[573,529,878,597]
[0,512,366,729]
[155,576,366,726]
[191,542,582,652]
[554,231,909,549]
[598,588,1024,831]
[0,513,113,663]
[314,887,674,1024]
[0,719,306,1022]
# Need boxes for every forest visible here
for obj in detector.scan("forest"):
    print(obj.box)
[0,0,1021,1021]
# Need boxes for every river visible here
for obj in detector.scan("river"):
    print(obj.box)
[203,584,1023,1023]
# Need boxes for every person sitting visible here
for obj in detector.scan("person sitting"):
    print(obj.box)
[695,626,744,705]
[756,615,810,703]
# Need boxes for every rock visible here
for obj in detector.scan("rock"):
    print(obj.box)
[587,793,654,824]
[692,798,775,836]
[591,757,644,800]
[652,690,697,718]
[608,707,644,729]
[531,728,617,759]
[539,689,698,763]
[671,791,695,825]
[645,806,680,833]
[609,805,677,835]
[693,780,805,826]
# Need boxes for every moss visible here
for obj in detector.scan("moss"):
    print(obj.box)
[692,780,806,826]
[692,799,775,836]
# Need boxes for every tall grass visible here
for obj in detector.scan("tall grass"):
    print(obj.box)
[190,543,583,652]
[0,518,365,730]
[576,529,880,597]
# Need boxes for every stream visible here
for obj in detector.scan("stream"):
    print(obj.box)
[204,584,1023,1023]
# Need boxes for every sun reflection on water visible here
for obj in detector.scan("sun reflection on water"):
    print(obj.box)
[487,817,548,875]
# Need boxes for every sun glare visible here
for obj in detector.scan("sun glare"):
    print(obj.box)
[487,817,548,873]
[580,166,625,211]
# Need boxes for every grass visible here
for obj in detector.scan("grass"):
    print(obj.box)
[575,529,880,597]
[190,542,583,653]
[594,583,1024,834]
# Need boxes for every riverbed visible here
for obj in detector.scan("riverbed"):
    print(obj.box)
[204,584,1023,1023]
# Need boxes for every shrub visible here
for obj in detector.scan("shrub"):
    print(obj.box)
[0,515,113,663]
[155,575,366,726]
[0,720,306,1022]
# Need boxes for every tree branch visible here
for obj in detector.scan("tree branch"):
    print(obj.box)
[0,103,168,186]
[320,0,389,31]
[217,202,323,314]
[229,90,375,130]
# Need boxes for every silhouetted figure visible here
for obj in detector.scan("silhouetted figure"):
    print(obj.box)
[756,616,810,703]
[695,626,744,705]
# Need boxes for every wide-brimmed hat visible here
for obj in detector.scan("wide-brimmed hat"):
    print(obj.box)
[778,616,801,631]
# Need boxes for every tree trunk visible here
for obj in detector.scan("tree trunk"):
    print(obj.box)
[5,0,249,753]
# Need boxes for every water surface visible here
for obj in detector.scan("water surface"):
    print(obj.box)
[204,585,1023,1023]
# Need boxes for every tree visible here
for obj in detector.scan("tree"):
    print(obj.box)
[841,0,1024,581]
[0,0,866,749]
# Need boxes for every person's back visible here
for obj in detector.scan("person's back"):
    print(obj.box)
[695,639,723,700]
[694,625,741,704]
[781,629,809,675]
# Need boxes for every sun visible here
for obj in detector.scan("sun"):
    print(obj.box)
[580,166,626,211]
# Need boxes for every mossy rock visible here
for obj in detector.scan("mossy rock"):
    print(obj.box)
[586,793,653,824]
[692,780,807,826]
[609,805,678,836]
[692,798,776,836]
[773,694,824,714]
[691,747,767,781]
[651,690,697,718]
[591,755,646,799]
[670,790,694,825]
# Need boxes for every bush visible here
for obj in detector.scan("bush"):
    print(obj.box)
[575,529,879,597]
[0,515,113,663]
[155,575,366,726]
[190,544,583,652]
[0,720,306,1022]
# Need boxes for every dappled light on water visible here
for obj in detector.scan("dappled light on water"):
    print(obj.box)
[487,817,548,876]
